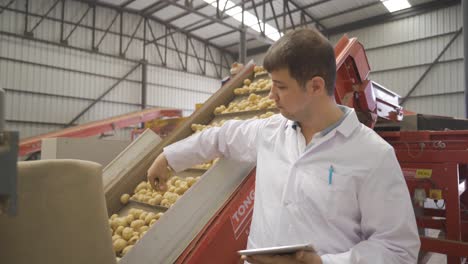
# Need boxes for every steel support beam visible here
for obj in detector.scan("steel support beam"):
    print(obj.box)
[289,0,328,32]
[122,16,144,57]
[63,5,91,44]
[0,87,4,131]
[169,30,187,71]
[188,37,205,74]
[400,28,462,105]
[141,61,147,110]
[206,46,220,78]
[29,0,61,34]
[0,0,15,15]
[239,29,246,63]
[95,11,119,50]
[24,0,30,36]
[146,20,165,65]
[464,0,468,117]
[66,63,141,126]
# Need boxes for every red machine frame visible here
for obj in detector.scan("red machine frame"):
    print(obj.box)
[380,131,468,263]
[18,108,182,157]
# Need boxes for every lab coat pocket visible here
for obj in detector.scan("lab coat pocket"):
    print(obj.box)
[297,168,353,220]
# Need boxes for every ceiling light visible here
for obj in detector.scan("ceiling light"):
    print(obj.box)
[381,0,411,13]
[203,0,281,42]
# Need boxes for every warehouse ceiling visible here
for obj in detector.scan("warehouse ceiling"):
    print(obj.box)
[83,0,458,56]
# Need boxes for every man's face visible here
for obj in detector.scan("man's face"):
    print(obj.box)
[268,68,311,121]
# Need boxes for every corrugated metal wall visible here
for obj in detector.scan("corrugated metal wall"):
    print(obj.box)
[0,0,230,140]
[330,4,465,118]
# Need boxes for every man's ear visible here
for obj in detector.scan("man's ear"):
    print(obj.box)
[306,76,326,96]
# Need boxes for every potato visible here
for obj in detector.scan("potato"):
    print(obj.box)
[144,213,157,224]
[115,226,125,236]
[134,181,148,192]
[130,219,145,229]
[174,187,184,195]
[148,198,157,206]
[160,199,171,208]
[186,178,196,187]
[140,231,147,238]
[127,235,139,245]
[111,218,127,230]
[149,219,157,226]
[122,227,134,240]
[141,195,150,203]
[243,79,251,85]
[155,212,164,220]
[131,209,143,219]
[139,226,149,233]
[110,214,119,220]
[113,238,127,253]
[112,234,121,242]
[153,194,163,205]
[139,212,148,221]
[125,214,135,223]
[163,192,179,203]
[121,245,134,256]
[119,193,130,205]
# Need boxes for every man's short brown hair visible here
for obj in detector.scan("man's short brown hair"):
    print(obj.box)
[263,28,336,96]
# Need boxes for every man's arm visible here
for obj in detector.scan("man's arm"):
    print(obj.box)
[320,148,420,264]
[148,117,273,190]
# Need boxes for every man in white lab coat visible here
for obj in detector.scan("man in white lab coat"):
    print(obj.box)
[147,28,420,264]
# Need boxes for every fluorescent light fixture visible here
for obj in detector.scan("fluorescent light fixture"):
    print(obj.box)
[381,0,411,13]
[203,0,282,41]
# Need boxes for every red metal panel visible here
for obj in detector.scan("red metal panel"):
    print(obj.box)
[18,108,182,156]
[177,171,256,264]
[421,237,468,257]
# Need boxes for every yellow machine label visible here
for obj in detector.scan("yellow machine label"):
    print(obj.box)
[415,169,432,179]
[429,189,443,200]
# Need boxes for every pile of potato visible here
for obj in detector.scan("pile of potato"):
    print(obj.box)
[254,65,268,76]
[120,176,200,208]
[109,208,164,259]
[191,112,275,133]
[234,78,272,95]
[193,157,220,170]
[214,94,275,114]
[191,118,238,133]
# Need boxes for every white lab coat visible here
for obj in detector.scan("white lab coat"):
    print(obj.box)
[164,106,420,264]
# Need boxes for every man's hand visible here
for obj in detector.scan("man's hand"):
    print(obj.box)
[147,153,171,191]
[241,250,322,264]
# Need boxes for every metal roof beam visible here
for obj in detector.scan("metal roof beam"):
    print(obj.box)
[141,1,172,15]
[156,0,273,45]
[242,0,459,56]
[120,0,136,8]
[75,0,236,57]
[288,0,328,32]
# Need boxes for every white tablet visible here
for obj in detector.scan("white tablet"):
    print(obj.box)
[238,243,314,256]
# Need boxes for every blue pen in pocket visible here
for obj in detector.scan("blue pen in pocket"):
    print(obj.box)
[328,165,334,185]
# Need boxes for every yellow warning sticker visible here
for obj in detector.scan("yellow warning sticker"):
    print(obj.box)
[429,189,442,200]
[415,169,432,179]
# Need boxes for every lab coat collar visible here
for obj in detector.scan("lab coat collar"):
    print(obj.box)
[335,106,360,138]
[284,105,359,138]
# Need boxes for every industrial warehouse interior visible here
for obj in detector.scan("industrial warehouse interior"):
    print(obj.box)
[1,0,468,263]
